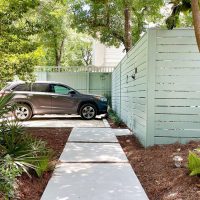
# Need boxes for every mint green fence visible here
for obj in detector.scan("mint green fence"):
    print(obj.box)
[35,66,113,97]
[112,29,200,147]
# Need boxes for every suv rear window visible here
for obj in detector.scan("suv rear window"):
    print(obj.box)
[13,84,31,91]
[32,83,50,92]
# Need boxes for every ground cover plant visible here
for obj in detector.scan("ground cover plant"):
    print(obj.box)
[188,149,200,176]
[17,127,71,200]
[108,109,123,127]
[107,109,127,128]
[0,94,52,199]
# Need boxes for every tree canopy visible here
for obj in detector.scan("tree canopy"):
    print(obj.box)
[1,0,200,87]
[38,0,92,67]
[70,0,163,52]
[0,0,43,86]
[0,0,93,86]
[166,0,200,51]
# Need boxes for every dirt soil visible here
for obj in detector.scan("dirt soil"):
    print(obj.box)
[118,135,200,200]
[17,128,72,200]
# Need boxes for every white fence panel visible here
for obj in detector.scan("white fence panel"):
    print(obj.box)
[35,67,112,97]
[112,34,148,146]
[112,28,200,147]
[155,29,200,145]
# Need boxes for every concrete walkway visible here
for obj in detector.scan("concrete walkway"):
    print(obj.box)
[21,115,105,128]
[0,115,105,127]
[41,127,149,200]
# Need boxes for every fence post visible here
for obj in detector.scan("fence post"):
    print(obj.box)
[146,29,157,147]
[120,62,122,118]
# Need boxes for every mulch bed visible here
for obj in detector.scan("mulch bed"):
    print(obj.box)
[12,120,200,200]
[106,117,200,200]
[118,135,200,200]
[17,128,72,200]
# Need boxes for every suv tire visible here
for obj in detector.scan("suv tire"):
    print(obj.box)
[80,103,97,120]
[14,104,33,121]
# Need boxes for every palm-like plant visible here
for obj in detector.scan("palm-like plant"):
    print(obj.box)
[0,93,14,118]
[0,94,52,198]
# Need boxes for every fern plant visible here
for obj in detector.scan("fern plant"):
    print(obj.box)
[188,151,200,176]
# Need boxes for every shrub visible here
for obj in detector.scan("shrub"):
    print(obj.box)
[188,150,200,176]
[108,109,123,126]
[0,155,22,199]
[0,94,52,198]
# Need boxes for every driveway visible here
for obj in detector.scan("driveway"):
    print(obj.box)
[20,114,106,128]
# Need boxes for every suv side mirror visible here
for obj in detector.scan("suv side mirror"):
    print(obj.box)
[69,90,76,96]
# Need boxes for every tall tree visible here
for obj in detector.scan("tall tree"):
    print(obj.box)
[38,0,68,66]
[124,1,132,52]
[166,0,200,51]
[0,0,44,87]
[70,0,163,52]
[191,0,200,51]
[38,0,93,66]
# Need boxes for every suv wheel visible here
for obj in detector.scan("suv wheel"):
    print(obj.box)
[14,104,33,121]
[80,104,97,120]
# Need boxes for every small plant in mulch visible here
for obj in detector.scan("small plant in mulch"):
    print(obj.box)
[172,146,200,176]
[0,94,52,199]
[188,148,200,176]
[108,109,123,126]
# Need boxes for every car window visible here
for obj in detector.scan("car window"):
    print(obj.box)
[13,84,31,91]
[52,85,71,95]
[32,83,50,92]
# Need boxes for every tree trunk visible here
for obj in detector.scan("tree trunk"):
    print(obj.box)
[124,7,132,52]
[55,52,60,66]
[191,0,200,52]
[55,39,65,66]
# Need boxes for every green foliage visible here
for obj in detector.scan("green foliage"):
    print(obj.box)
[0,155,21,199]
[0,0,44,88]
[34,157,50,177]
[0,94,52,198]
[62,31,93,66]
[0,93,15,117]
[70,0,163,48]
[108,109,123,126]
[37,0,92,67]
[166,0,192,29]
[188,151,200,176]
[37,0,68,66]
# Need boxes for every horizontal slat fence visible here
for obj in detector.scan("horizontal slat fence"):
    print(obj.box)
[112,28,200,147]
[155,29,200,145]
[35,68,112,97]
[112,34,148,146]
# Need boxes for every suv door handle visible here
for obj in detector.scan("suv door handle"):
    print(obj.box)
[52,96,58,98]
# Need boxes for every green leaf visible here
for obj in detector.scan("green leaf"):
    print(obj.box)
[188,151,200,176]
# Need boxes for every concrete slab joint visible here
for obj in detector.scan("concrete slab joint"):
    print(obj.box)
[41,127,149,200]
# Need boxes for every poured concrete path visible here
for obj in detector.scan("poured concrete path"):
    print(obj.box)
[21,115,105,128]
[41,127,149,200]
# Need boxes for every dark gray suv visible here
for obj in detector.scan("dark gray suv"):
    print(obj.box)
[0,81,108,120]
